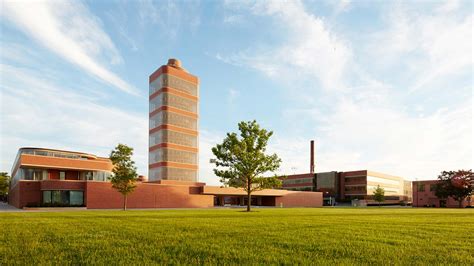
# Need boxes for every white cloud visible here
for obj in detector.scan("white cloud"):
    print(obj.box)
[219,0,352,91]
[217,1,473,181]
[2,0,139,95]
[227,88,240,104]
[0,64,147,174]
[331,0,352,14]
[368,3,473,93]
[137,0,201,39]
[198,130,225,185]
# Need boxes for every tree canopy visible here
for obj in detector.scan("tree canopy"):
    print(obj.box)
[434,170,473,208]
[212,120,282,211]
[0,172,10,199]
[373,185,385,206]
[109,144,138,210]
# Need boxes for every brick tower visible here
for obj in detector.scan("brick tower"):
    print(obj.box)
[148,59,199,181]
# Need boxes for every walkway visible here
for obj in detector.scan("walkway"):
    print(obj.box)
[0,202,21,212]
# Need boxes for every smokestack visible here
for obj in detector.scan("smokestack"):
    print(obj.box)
[310,140,315,173]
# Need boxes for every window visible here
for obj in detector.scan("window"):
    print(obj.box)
[60,171,65,180]
[52,190,61,204]
[43,191,51,204]
[430,184,437,192]
[42,190,84,206]
[418,184,425,192]
[70,191,83,205]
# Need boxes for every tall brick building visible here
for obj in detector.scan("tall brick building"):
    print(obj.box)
[148,59,199,182]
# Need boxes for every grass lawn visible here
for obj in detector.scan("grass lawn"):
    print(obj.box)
[0,208,473,265]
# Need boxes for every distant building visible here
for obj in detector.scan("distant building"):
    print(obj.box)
[282,170,412,205]
[281,141,412,205]
[412,180,473,208]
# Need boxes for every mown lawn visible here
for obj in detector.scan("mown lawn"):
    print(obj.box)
[0,208,472,265]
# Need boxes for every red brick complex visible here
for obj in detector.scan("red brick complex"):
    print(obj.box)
[8,59,323,209]
[412,180,473,208]
[8,148,322,209]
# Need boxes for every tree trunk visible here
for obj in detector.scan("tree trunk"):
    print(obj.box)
[247,191,251,212]
[123,195,127,211]
[247,179,251,212]
[458,197,463,208]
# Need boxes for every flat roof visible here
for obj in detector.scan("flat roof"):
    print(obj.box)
[19,147,108,160]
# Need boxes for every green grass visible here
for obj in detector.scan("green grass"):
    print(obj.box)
[0,208,473,265]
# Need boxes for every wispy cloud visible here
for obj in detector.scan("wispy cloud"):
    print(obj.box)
[2,0,139,95]
[137,0,201,39]
[0,63,147,173]
[217,0,473,180]
[218,0,352,91]
[368,3,472,93]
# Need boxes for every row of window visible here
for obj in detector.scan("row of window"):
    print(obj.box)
[149,148,198,165]
[367,176,401,186]
[20,149,89,160]
[417,184,437,192]
[149,111,197,130]
[345,186,366,192]
[149,129,198,147]
[18,168,112,182]
[283,178,313,185]
[149,167,197,181]
[150,92,198,113]
[344,177,365,183]
[149,74,198,96]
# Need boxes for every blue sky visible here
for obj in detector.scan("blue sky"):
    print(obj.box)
[0,0,472,184]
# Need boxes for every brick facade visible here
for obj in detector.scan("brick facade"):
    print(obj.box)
[412,180,473,208]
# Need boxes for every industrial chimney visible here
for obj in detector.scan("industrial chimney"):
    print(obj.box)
[310,140,315,173]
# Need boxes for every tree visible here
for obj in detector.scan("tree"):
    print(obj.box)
[0,172,10,201]
[434,170,473,208]
[109,144,138,210]
[212,120,282,212]
[373,185,385,206]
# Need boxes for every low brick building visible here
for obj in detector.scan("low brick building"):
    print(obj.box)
[9,148,323,209]
[412,180,473,208]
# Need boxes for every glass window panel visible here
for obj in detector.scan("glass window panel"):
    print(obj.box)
[42,191,51,204]
[52,191,61,204]
[70,191,84,206]
[61,191,70,205]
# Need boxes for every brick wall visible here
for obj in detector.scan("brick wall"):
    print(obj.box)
[275,191,323,207]
[86,182,214,209]
[9,181,42,208]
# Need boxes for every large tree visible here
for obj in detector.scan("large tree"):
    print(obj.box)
[434,170,473,208]
[0,172,10,201]
[372,185,385,207]
[212,120,282,212]
[109,144,138,210]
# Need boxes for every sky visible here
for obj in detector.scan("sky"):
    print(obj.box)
[0,0,472,185]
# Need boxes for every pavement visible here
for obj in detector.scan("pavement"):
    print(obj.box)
[0,202,22,212]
